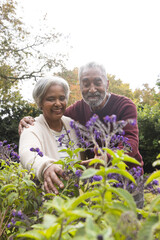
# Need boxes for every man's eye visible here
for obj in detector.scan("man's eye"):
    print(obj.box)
[83,82,90,87]
[95,81,101,86]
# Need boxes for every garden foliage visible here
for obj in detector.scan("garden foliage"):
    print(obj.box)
[1,115,160,239]
[137,104,160,172]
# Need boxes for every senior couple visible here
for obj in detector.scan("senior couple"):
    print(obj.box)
[19,61,143,195]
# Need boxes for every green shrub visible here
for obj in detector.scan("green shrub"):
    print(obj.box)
[137,104,160,173]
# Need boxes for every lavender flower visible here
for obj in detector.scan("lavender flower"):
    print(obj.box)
[38,151,43,157]
[17,210,23,217]
[12,209,17,217]
[70,114,134,154]
[7,223,11,228]
[11,218,16,224]
[152,179,159,185]
[30,148,43,157]
[75,170,82,178]
[93,175,103,181]
[74,183,79,188]
[0,141,20,163]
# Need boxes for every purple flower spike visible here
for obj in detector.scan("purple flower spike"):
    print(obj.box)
[152,179,159,185]
[17,210,22,217]
[35,148,40,153]
[11,218,16,224]
[75,170,82,178]
[70,120,75,128]
[74,183,79,188]
[93,175,103,181]
[12,209,17,216]
[111,115,117,122]
[129,119,136,126]
[30,147,35,152]
[38,151,43,157]
[103,115,111,123]
[7,223,12,228]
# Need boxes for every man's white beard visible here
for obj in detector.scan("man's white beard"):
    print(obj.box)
[82,91,107,109]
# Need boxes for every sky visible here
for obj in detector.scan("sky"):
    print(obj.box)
[17,0,160,100]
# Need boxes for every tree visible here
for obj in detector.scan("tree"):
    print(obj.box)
[108,74,134,99]
[137,104,160,173]
[156,74,160,90]
[0,0,67,83]
[133,84,157,106]
[57,68,81,105]
[0,90,40,146]
[0,0,68,141]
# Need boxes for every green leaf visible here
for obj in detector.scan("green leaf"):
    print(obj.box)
[70,191,99,209]
[45,224,60,238]
[109,187,137,212]
[74,164,86,170]
[152,160,160,167]
[148,194,160,213]
[88,158,105,166]
[157,153,160,159]
[145,171,160,186]
[17,230,47,240]
[42,214,57,228]
[74,148,84,154]
[103,148,117,158]
[137,215,158,240]
[105,168,136,185]
[80,168,98,179]
[53,160,65,165]
[120,154,141,166]
[86,216,100,237]
[8,192,18,205]
[0,184,17,193]
[109,201,130,212]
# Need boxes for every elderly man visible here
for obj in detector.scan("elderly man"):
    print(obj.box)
[19,61,143,170]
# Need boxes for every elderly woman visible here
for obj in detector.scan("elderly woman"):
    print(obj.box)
[19,76,79,195]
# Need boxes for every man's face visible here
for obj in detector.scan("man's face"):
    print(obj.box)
[80,68,109,111]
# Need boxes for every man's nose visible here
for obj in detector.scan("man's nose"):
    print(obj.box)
[89,83,97,93]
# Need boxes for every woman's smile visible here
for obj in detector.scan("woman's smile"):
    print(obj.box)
[40,84,67,128]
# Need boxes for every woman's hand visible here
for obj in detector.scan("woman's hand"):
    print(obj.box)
[43,164,68,195]
[18,116,35,135]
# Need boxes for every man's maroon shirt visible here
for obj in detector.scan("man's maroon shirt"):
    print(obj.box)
[64,93,143,170]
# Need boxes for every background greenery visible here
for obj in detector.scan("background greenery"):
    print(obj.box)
[0,0,160,174]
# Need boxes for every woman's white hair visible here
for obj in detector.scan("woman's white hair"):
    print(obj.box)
[32,76,70,108]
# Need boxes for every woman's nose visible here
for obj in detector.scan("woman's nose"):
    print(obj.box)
[54,99,61,105]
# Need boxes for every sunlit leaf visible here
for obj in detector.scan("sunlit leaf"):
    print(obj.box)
[145,171,160,186]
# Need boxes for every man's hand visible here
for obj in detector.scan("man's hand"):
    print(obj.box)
[43,164,68,195]
[18,116,35,135]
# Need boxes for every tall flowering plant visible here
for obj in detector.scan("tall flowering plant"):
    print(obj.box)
[69,114,137,165]
[50,114,142,201]
[16,119,160,240]
[0,141,43,239]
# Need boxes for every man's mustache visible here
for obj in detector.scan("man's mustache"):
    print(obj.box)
[86,93,101,97]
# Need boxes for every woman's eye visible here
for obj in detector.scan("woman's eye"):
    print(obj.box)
[59,96,66,101]
[47,98,55,101]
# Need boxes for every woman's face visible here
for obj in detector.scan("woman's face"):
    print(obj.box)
[40,84,67,123]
